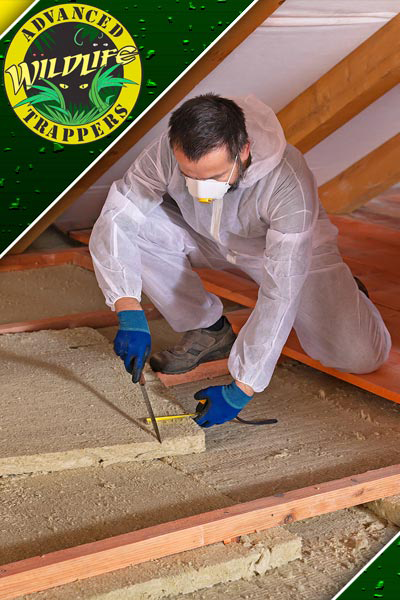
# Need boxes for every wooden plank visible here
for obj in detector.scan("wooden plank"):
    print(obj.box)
[277,13,400,152]
[1,463,400,599]
[0,248,89,272]
[8,0,285,255]
[0,312,118,334]
[332,214,400,259]
[320,134,400,214]
[196,253,400,403]
[331,214,400,249]
[283,331,400,404]
[227,304,400,365]
[0,247,94,272]
[227,303,400,404]
[158,348,400,403]
[342,255,399,280]
[341,264,400,312]
[69,229,92,245]
[0,305,161,335]
[194,268,259,307]
[158,307,400,404]
[71,249,94,271]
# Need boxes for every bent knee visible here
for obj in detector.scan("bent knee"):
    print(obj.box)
[337,336,392,374]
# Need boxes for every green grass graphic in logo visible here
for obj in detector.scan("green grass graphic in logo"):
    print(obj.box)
[14,64,138,125]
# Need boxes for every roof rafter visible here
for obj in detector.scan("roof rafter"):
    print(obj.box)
[278,13,400,152]
[319,133,400,214]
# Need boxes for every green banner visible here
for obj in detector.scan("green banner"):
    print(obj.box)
[332,531,400,599]
[0,0,256,255]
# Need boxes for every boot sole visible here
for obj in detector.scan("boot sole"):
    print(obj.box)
[150,341,235,375]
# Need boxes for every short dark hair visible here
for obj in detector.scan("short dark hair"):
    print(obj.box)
[168,93,249,162]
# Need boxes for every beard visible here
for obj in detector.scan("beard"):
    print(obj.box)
[227,153,251,192]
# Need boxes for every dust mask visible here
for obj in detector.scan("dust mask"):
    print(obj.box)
[185,156,238,204]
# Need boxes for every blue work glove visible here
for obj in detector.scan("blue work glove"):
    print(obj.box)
[114,310,151,383]
[194,381,253,428]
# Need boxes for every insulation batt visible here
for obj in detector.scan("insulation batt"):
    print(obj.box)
[89,95,391,392]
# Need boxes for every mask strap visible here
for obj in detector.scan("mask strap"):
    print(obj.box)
[227,155,238,185]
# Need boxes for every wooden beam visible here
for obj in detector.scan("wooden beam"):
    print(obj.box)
[0,305,160,335]
[225,303,400,405]
[0,247,159,333]
[283,334,400,405]
[0,311,118,334]
[1,463,400,599]
[156,306,400,404]
[8,0,285,255]
[71,249,94,271]
[157,349,400,405]
[319,134,400,214]
[0,248,89,272]
[194,268,259,307]
[278,13,400,152]
[68,229,92,245]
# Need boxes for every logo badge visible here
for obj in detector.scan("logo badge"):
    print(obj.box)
[4,4,142,144]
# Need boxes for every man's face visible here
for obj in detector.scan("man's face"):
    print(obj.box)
[173,143,250,191]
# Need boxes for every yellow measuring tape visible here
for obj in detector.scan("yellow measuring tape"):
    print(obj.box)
[145,413,196,423]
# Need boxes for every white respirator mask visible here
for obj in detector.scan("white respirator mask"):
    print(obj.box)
[185,155,238,204]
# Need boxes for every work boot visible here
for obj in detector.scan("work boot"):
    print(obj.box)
[150,316,236,374]
[354,276,369,298]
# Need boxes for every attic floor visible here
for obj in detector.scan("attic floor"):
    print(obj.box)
[1,222,399,598]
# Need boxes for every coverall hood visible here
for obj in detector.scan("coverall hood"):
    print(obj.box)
[230,94,287,188]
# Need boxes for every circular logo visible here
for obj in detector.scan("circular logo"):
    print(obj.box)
[4,4,142,144]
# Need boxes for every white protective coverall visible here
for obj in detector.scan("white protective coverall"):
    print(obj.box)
[89,95,391,392]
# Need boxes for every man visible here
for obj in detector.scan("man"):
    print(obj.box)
[89,94,391,428]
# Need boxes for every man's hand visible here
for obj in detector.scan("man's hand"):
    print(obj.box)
[114,308,151,382]
[194,380,254,428]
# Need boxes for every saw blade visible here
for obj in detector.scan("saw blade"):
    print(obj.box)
[139,377,162,443]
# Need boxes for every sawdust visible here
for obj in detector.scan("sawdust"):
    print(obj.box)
[0,328,204,476]
[0,265,107,323]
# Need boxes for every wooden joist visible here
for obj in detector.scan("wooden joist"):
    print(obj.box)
[331,215,400,275]
[68,229,92,245]
[0,311,118,334]
[0,305,161,335]
[194,268,258,308]
[9,0,284,255]
[278,13,400,152]
[1,463,400,599]
[320,134,400,214]
[156,307,400,404]
[0,248,90,272]
[0,249,160,333]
